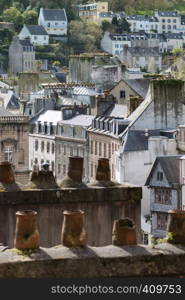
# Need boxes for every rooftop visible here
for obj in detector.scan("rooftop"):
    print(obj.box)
[59,114,95,127]
[41,8,67,22]
[124,78,150,98]
[34,110,62,125]
[25,24,48,35]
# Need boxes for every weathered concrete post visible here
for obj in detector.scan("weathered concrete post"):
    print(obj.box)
[14,210,39,250]
[167,210,185,244]
[61,210,86,247]
[0,161,15,184]
[112,218,137,246]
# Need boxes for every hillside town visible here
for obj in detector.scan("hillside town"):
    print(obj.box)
[1,0,185,263]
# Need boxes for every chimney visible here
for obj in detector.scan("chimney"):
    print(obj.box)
[0,161,15,184]
[61,210,86,247]
[60,157,86,188]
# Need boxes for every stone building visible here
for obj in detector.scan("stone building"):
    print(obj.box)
[9,37,35,75]
[145,155,185,239]
[77,1,108,23]
[88,105,128,182]
[18,24,49,46]
[38,8,68,39]
[68,53,124,90]
[29,110,62,174]
[0,108,29,184]
[56,114,95,183]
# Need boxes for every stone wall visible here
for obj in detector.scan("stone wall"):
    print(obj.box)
[0,186,141,248]
[0,243,184,278]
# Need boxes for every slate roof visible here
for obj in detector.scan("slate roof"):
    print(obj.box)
[36,110,62,125]
[123,129,161,152]
[126,47,160,56]
[124,79,150,98]
[42,9,67,22]
[59,114,94,127]
[145,155,183,186]
[25,25,48,35]
[181,15,185,25]
[163,32,183,39]
[157,11,180,17]
[127,15,158,22]
[104,104,128,118]
[0,107,15,116]
[19,38,32,46]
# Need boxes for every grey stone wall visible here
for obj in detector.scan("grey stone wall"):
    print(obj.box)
[0,186,141,248]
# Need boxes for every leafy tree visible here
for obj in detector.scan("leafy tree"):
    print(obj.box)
[2,7,23,26]
[172,47,183,56]
[101,20,113,32]
[22,9,38,24]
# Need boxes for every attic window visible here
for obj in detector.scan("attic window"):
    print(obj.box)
[157,171,163,181]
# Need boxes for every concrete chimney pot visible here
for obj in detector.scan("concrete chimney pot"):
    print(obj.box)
[112,218,137,246]
[61,210,86,247]
[67,156,83,183]
[96,158,110,182]
[167,210,185,245]
[14,210,39,250]
[0,161,15,184]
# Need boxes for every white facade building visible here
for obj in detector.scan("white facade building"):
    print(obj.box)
[29,110,62,174]
[18,24,49,45]
[38,8,68,37]
[101,32,131,55]
[126,15,159,33]
[154,10,181,34]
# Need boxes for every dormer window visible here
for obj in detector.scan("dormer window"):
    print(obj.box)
[157,171,163,181]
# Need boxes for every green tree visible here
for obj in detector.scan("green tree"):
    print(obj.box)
[2,7,23,27]
[101,20,113,32]
[22,10,38,24]
[172,47,183,56]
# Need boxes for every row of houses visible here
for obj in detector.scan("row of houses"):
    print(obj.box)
[77,1,185,36]
[101,31,184,55]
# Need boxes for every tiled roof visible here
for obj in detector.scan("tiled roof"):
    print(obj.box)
[25,25,48,35]
[42,9,67,21]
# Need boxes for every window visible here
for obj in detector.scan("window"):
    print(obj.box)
[47,22,50,27]
[157,213,168,230]
[4,147,13,162]
[55,22,58,25]
[52,143,55,154]
[95,141,97,155]
[99,142,102,156]
[162,25,165,29]
[173,25,176,29]
[155,189,172,204]
[173,19,176,23]
[58,164,61,174]
[162,19,165,23]
[120,90,126,98]
[35,140,38,151]
[104,143,107,158]
[115,44,119,48]
[157,171,163,181]
[112,143,114,154]
[91,163,93,177]
[41,141,44,152]
[70,147,73,156]
[47,142,50,153]
[52,161,54,172]
[167,19,171,23]
[63,145,66,155]
[168,25,171,29]
[44,36,46,40]
[63,164,66,176]
[90,141,93,154]
[34,36,37,40]
[58,144,61,154]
